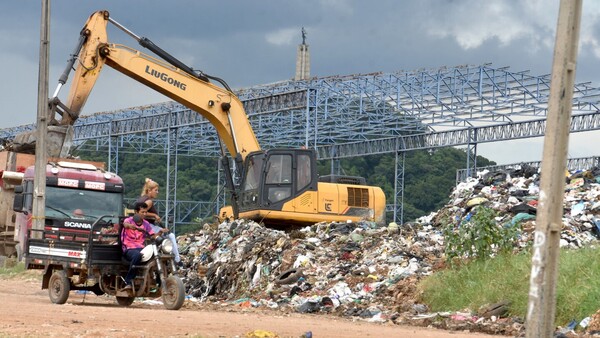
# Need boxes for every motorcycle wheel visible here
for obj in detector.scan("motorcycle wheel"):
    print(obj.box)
[48,270,70,304]
[162,275,185,310]
[116,296,135,306]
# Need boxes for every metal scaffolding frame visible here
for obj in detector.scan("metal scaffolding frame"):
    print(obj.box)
[2,64,600,226]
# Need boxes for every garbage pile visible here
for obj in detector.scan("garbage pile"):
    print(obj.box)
[173,164,600,336]
[424,164,600,251]
[178,219,442,320]
[413,164,600,335]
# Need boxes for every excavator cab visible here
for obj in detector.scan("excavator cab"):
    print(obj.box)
[221,146,386,227]
[238,148,317,215]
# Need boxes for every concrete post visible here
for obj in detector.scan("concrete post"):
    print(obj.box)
[526,0,582,336]
[32,0,50,234]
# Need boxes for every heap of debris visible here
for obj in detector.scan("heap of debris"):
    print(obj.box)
[178,219,439,316]
[173,164,600,336]
[428,164,600,250]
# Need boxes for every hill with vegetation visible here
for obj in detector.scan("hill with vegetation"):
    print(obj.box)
[75,146,495,228]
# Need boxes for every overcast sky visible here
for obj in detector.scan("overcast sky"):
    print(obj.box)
[2,1,600,165]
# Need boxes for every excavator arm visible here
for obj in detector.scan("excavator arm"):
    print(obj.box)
[62,10,260,159]
[60,10,108,124]
[104,44,260,158]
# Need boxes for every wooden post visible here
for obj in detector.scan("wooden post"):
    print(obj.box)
[526,0,582,337]
[32,0,50,233]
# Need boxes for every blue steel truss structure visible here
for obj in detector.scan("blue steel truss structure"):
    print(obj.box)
[2,63,600,228]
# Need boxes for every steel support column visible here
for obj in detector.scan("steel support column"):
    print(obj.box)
[165,123,178,232]
[466,128,478,178]
[216,158,225,216]
[394,138,406,224]
[307,88,318,149]
[108,127,119,174]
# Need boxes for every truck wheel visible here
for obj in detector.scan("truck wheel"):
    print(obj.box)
[116,296,135,306]
[48,270,70,304]
[162,275,185,310]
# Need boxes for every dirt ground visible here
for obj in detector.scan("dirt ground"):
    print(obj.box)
[0,271,502,338]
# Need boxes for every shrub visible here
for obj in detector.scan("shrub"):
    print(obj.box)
[443,206,519,263]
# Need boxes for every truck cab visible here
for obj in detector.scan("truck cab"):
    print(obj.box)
[12,161,124,260]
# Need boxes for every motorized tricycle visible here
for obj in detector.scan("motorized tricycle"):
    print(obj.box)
[25,215,185,310]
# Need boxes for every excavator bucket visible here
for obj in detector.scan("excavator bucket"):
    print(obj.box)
[10,125,73,158]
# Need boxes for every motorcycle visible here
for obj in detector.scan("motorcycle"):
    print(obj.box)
[40,215,186,310]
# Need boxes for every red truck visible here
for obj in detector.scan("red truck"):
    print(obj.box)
[0,152,119,259]
[7,156,185,310]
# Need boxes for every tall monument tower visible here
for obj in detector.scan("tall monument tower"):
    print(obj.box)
[294,27,310,80]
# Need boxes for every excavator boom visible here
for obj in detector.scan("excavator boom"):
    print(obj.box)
[64,11,260,159]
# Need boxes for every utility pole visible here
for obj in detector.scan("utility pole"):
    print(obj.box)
[32,0,50,234]
[526,0,582,337]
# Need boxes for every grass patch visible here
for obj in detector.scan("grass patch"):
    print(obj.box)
[419,245,600,326]
[0,261,26,277]
[0,261,41,281]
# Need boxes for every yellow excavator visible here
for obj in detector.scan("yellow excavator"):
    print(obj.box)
[52,10,386,227]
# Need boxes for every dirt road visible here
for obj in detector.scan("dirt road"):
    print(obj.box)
[0,272,501,338]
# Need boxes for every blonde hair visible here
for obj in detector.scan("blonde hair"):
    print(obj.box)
[141,178,159,196]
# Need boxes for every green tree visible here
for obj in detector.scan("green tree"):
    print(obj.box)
[76,143,495,227]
